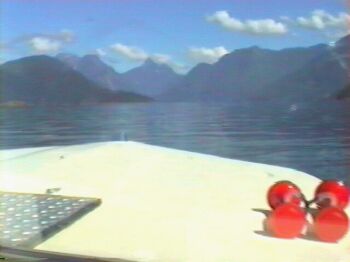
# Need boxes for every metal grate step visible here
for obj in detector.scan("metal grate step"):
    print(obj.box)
[0,191,101,248]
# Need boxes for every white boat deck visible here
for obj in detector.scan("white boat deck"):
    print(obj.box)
[0,141,349,262]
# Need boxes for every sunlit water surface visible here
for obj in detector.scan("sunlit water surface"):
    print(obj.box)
[1,101,350,182]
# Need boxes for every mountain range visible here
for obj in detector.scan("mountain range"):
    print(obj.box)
[56,53,129,91]
[120,58,182,97]
[56,54,180,96]
[160,36,349,102]
[1,34,350,106]
[0,56,151,105]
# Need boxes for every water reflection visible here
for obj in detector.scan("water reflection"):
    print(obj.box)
[1,101,350,182]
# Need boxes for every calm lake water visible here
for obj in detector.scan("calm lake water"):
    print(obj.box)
[1,101,350,182]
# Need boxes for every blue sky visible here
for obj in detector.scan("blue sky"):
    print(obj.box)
[0,0,349,73]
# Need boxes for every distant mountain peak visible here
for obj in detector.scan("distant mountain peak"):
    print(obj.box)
[143,58,157,65]
[247,45,261,50]
[121,58,181,96]
[335,34,350,51]
[332,34,350,55]
[56,53,80,69]
[0,55,152,105]
[188,62,212,76]
[230,45,268,57]
[58,53,106,68]
[7,55,61,66]
[56,53,78,59]
[57,53,125,90]
[336,34,350,45]
[80,54,106,66]
[82,54,101,61]
[138,58,176,74]
[142,58,168,68]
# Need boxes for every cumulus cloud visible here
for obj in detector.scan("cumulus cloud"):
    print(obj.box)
[188,46,229,64]
[29,37,62,53]
[110,44,171,65]
[95,48,107,57]
[27,30,75,44]
[110,43,148,62]
[151,54,187,73]
[296,10,350,30]
[2,30,75,55]
[109,43,186,73]
[207,11,288,35]
[151,53,171,64]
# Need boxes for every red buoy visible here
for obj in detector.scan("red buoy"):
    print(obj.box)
[315,180,350,209]
[267,181,303,209]
[313,207,349,242]
[266,203,307,239]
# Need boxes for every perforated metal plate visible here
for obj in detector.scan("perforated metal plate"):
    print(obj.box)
[0,191,101,248]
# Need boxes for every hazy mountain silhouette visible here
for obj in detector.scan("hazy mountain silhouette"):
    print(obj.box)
[120,58,182,96]
[2,34,350,104]
[56,53,129,91]
[0,55,152,105]
[161,35,350,102]
[337,84,350,99]
[57,54,181,97]
[262,46,348,102]
[331,35,350,100]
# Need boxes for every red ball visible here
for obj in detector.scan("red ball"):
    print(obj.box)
[313,207,349,242]
[267,181,303,209]
[266,203,307,239]
[315,180,350,209]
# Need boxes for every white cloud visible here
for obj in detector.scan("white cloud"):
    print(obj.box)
[324,29,350,41]
[109,43,186,73]
[170,63,189,74]
[28,37,62,53]
[151,54,188,73]
[2,29,76,55]
[110,43,148,62]
[296,10,350,30]
[207,11,288,35]
[96,48,107,57]
[151,53,171,64]
[188,46,229,64]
